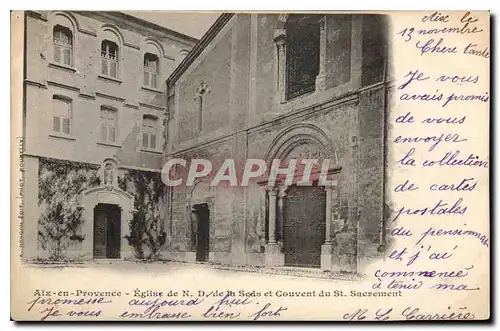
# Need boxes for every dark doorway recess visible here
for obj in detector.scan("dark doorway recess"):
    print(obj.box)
[193,203,210,262]
[93,203,121,259]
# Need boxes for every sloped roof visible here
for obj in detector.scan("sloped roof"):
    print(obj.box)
[167,13,234,88]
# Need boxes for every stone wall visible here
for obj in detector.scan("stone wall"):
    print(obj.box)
[24,11,195,169]
[165,13,388,272]
[33,157,166,261]
[36,157,100,260]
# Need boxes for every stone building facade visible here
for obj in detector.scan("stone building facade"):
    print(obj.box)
[22,11,197,261]
[164,14,389,272]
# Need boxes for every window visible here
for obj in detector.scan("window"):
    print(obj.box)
[196,95,203,132]
[53,25,73,66]
[101,40,119,78]
[142,115,158,150]
[52,96,72,135]
[179,49,190,61]
[195,82,210,132]
[143,53,159,89]
[100,107,117,143]
[285,15,321,99]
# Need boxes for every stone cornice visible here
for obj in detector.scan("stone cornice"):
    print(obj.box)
[76,11,199,46]
[26,10,197,45]
[167,84,390,157]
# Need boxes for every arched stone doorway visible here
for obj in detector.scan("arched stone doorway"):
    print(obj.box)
[80,159,135,260]
[261,123,341,269]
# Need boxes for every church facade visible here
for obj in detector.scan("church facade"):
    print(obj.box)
[22,11,196,261]
[164,14,390,272]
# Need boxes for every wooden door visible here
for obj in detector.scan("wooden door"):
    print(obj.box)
[93,204,121,259]
[93,205,107,258]
[106,205,121,258]
[283,185,325,267]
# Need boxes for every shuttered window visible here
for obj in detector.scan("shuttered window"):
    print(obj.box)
[53,25,73,66]
[143,53,159,89]
[101,40,119,78]
[142,116,158,150]
[100,107,117,143]
[52,96,72,135]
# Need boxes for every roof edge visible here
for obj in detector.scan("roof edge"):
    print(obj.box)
[106,12,199,44]
[75,11,199,45]
[167,13,235,88]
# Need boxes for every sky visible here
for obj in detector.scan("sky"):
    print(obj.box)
[125,11,220,39]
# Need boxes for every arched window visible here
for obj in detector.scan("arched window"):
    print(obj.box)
[142,115,158,150]
[195,82,211,132]
[101,40,119,78]
[179,49,190,61]
[53,25,73,66]
[52,95,72,135]
[100,106,117,143]
[143,53,159,89]
[285,15,321,99]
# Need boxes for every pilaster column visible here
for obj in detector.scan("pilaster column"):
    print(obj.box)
[277,185,288,242]
[274,29,287,104]
[186,201,194,250]
[324,185,333,244]
[264,186,284,267]
[349,135,359,224]
[315,16,327,92]
[267,187,278,244]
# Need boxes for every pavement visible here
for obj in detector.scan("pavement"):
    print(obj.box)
[29,259,364,281]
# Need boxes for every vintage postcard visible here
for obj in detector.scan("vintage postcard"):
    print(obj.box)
[10,10,490,321]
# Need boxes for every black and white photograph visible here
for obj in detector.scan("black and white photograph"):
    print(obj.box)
[20,11,389,273]
[10,10,490,321]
